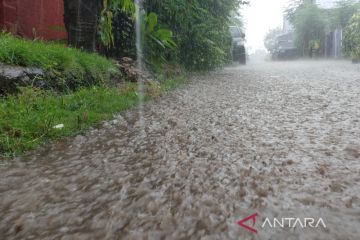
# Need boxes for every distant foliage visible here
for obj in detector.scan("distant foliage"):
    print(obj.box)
[343,11,360,60]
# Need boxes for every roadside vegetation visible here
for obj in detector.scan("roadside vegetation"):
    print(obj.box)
[0,32,186,158]
[0,75,186,158]
[0,0,245,158]
[65,0,248,71]
[143,1,247,70]
[0,87,138,157]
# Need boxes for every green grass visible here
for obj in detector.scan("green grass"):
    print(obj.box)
[0,32,188,158]
[0,86,138,157]
[0,32,117,92]
[0,76,187,158]
[160,75,188,91]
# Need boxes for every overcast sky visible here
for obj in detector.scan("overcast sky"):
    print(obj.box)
[241,0,291,53]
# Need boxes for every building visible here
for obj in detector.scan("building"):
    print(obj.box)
[0,0,66,40]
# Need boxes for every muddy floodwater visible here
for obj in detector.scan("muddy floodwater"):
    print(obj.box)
[1,61,360,239]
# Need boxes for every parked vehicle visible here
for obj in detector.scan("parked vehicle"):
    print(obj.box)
[229,26,246,64]
[272,32,298,60]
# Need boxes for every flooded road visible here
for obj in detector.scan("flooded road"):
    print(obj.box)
[1,61,360,239]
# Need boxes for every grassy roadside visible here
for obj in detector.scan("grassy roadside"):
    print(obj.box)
[0,33,117,92]
[0,32,188,158]
[0,76,187,158]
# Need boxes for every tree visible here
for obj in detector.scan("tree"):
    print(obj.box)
[264,27,283,54]
[334,0,360,28]
[343,11,360,61]
[230,11,245,30]
[286,1,326,57]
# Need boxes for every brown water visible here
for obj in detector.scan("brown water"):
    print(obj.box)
[1,61,360,239]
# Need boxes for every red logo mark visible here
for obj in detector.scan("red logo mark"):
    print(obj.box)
[237,213,258,233]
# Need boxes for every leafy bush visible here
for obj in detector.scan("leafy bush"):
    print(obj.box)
[0,33,118,92]
[145,0,246,71]
[141,12,177,67]
[99,0,176,68]
[343,11,360,60]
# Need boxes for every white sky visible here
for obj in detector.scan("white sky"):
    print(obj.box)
[241,0,291,53]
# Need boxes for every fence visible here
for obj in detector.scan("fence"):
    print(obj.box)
[0,0,66,40]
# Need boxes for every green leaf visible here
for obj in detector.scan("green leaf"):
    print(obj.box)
[147,12,158,33]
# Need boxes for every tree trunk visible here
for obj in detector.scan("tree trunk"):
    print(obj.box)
[63,0,102,52]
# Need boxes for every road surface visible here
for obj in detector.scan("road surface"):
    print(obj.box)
[1,61,360,239]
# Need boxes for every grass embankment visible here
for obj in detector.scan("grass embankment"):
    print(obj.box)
[0,32,117,92]
[0,34,187,158]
